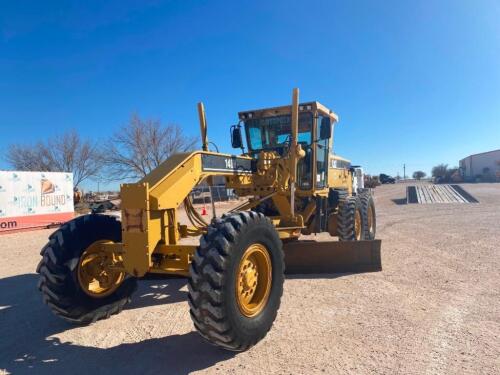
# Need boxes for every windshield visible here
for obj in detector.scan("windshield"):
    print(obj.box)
[244,112,313,153]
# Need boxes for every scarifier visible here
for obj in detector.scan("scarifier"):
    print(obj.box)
[37,89,381,351]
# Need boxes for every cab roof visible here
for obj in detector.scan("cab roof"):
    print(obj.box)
[238,101,339,122]
[330,154,351,163]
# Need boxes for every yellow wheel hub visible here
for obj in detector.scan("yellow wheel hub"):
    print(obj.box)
[77,240,124,298]
[235,243,272,317]
[355,209,362,240]
[368,204,374,234]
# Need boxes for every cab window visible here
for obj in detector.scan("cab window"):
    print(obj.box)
[244,112,313,153]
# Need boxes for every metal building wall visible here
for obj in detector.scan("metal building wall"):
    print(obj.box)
[460,150,500,181]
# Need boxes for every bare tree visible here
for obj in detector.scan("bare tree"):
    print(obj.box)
[4,130,103,187]
[431,164,448,178]
[104,114,197,180]
[5,142,52,171]
[412,171,426,180]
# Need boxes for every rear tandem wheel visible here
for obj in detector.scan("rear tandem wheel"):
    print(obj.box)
[337,195,364,241]
[360,193,376,240]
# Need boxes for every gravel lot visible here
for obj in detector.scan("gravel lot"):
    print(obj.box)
[1,183,499,374]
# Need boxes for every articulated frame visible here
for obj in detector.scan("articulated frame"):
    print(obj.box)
[100,89,345,278]
[101,150,310,278]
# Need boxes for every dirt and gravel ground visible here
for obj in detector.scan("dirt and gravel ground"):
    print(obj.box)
[1,183,499,374]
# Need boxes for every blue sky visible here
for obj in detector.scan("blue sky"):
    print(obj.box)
[1,0,499,190]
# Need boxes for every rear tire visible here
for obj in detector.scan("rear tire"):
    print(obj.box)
[337,196,363,241]
[188,211,284,351]
[360,193,376,240]
[36,215,137,324]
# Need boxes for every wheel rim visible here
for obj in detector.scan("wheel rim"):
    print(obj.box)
[368,204,375,235]
[235,243,272,317]
[77,240,124,298]
[354,209,362,240]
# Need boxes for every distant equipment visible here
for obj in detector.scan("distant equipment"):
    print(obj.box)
[379,173,396,184]
[90,200,119,214]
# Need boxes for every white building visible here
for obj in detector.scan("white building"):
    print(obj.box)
[459,149,500,182]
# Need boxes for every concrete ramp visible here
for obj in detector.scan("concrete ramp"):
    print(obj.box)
[407,184,478,204]
[283,240,382,274]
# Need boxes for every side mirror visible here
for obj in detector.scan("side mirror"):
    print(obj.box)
[230,125,243,149]
[320,117,332,139]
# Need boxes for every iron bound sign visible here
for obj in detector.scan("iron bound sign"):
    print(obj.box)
[0,171,74,233]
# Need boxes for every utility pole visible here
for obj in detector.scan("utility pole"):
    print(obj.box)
[403,164,406,180]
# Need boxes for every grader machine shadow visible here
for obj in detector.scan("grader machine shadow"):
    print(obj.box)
[0,257,378,375]
[0,274,234,375]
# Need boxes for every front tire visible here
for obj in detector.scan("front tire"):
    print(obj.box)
[36,215,137,324]
[188,211,284,351]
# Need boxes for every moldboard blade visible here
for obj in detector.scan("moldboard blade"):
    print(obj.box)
[283,240,382,274]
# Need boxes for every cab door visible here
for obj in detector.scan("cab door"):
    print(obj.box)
[296,112,314,190]
[315,116,330,189]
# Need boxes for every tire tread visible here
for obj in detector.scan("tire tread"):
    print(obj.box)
[36,214,136,324]
[188,211,284,351]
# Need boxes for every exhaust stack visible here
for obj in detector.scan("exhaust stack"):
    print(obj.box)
[197,102,209,152]
[289,88,299,217]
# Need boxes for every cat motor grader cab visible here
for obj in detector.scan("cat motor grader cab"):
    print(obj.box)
[37,89,381,351]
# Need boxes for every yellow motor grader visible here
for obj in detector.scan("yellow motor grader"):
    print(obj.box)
[37,89,380,351]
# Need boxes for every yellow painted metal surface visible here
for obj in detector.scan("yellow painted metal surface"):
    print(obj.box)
[120,151,253,276]
[238,100,338,123]
[150,244,196,277]
[77,240,125,298]
[368,204,375,234]
[198,102,209,152]
[120,182,154,276]
[328,167,353,194]
[355,209,362,240]
[235,243,272,317]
